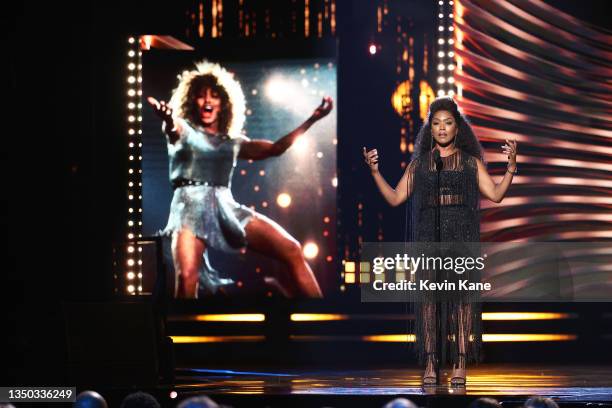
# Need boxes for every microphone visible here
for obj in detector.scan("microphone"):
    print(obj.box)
[433,149,443,172]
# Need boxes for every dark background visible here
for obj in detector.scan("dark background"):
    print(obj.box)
[6,0,612,383]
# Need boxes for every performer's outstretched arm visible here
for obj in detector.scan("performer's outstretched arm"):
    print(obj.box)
[238,97,333,160]
[147,96,183,144]
[363,147,415,207]
[477,138,518,203]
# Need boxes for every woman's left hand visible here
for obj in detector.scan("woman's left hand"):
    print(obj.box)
[502,138,518,171]
[310,96,333,121]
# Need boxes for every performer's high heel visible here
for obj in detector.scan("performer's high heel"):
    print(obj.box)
[450,353,466,386]
[422,353,437,385]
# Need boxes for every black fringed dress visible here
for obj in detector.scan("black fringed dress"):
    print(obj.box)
[405,149,482,366]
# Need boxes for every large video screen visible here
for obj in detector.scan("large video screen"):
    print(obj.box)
[141,51,337,298]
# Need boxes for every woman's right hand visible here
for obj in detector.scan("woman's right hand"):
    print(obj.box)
[147,96,173,125]
[363,146,379,173]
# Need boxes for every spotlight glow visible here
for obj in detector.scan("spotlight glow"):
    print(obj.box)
[303,242,319,259]
[265,76,292,103]
[277,193,292,208]
[292,136,309,154]
[368,44,377,55]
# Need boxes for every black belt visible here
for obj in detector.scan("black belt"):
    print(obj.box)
[172,179,227,190]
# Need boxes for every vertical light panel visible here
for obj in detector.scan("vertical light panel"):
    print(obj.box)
[436,0,456,97]
[126,36,143,295]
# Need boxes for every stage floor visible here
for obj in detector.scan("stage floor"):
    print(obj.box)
[174,365,612,402]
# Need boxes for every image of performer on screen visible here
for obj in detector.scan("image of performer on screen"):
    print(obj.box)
[147,61,332,299]
[363,96,517,385]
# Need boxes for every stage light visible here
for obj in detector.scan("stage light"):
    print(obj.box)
[438,13,443,18]
[448,64,455,70]
[128,129,135,135]
[291,314,347,322]
[438,39,444,45]
[128,169,134,174]
[137,272,142,278]
[127,285,135,293]
[128,37,135,44]
[303,242,319,259]
[128,194,134,200]
[128,50,135,57]
[448,90,455,96]
[449,26,454,31]
[129,155,134,161]
[438,90,446,96]
[129,208,133,213]
[169,391,177,399]
[127,272,135,280]
[332,177,338,187]
[138,286,142,291]
[438,0,443,5]
[293,136,309,153]
[128,233,134,239]
[438,51,444,57]
[128,63,135,70]
[438,63,445,70]
[438,77,446,84]
[449,13,454,18]
[277,193,292,208]
[368,44,377,55]
[301,78,309,87]
[448,51,455,57]
[128,220,134,226]
[316,151,323,159]
[449,39,455,45]
[438,26,444,32]
[128,76,136,84]
[128,116,135,122]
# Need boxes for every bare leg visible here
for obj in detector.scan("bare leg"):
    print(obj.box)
[172,229,206,299]
[245,214,322,298]
[451,302,470,385]
[457,302,471,368]
[422,302,437,383]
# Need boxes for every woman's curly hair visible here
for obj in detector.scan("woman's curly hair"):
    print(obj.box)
[413,96,485,163]
[168,60,246,138]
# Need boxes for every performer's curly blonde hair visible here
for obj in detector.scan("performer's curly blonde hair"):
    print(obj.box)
[169,60,246,138]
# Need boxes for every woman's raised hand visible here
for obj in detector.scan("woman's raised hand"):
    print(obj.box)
[502,138,518,171]
[310,96,334,122]
[363,146,379,173]
[147,96,174,125]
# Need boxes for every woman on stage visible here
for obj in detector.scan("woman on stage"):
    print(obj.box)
[147,61,332,299]
[363,96,517,385]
